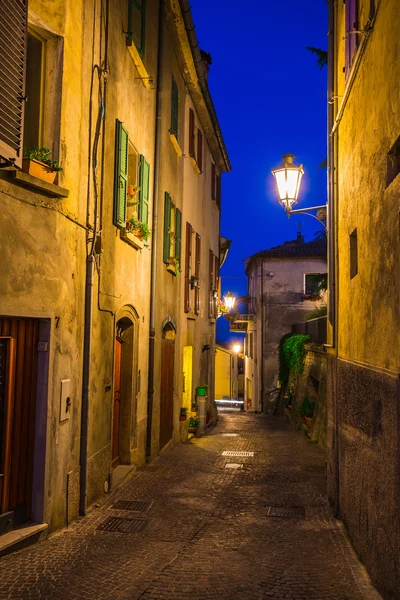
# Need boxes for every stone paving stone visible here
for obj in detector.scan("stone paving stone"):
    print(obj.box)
[0,413,381,599]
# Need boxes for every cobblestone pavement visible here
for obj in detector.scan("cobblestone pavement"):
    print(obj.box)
[0,413,381,600]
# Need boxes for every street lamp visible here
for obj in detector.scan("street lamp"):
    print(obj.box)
[223,290,236,311]
[271,153,304,214]
[232,343,241,354]
[271,154,327,226]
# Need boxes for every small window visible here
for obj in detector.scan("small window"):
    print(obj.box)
[23,31,45,150]
[350,228,358,279]
[127,144,139,221]
[386,135,400,188]
[304,273,325,296]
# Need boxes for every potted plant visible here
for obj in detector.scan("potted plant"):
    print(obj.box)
[188,416,200,432]
[179,407,188,422]
[22,147,63,184]
[299,396,315,432]
[195,384,207,396]
[127,185,140,197]
[126,215,151,242]
[168,257,180,276]
[190,275,198,289]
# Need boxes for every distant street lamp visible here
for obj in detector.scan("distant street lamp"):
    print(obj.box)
[271,154,327,227]
[232,343,241,354]
[223,290,236,311]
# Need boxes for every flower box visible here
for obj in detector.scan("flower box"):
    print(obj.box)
[22,158,57,184]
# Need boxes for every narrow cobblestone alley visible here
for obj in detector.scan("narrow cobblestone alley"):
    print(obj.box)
[0,413,380,600]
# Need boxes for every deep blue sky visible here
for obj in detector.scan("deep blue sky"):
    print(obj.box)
[190,0,328,344]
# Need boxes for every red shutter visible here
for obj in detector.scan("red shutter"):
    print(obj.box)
[0,0,28,167]
[185,222,192,313]
[211,163,216,200]
[189,108,195,158]
[197,129,203,173]
[195,234,201,315]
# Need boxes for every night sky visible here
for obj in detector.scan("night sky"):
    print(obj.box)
[190,0,328,344]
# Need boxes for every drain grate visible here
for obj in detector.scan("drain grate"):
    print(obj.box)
[264,506,305,519]
[114,500,152,512]
[222,451,254,457]
[97,516,148,533]
[221,433,239,437]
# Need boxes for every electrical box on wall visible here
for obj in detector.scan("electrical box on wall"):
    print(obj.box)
[60,379,71,422]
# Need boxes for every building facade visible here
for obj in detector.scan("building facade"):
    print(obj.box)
[240,235,326,413]
[0,0,229,543]
[326,0,400,596]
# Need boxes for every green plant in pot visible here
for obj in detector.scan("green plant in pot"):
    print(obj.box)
[179,407,188,421]
[126,215,151,241]
[196,384,207,396]
[23,146,63,184]
[188,416,200,430]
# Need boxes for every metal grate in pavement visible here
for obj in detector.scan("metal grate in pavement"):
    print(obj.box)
[97,516,148,533]
[114,500,153,512]
[221,433,239,437]
[264,506,305,519]
[222,451,254,457]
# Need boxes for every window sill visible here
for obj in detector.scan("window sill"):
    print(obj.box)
[2,168,69,198]
[166,264,178,276]
[169,133,183,157]
[189,156,201,175]
[127,42,153,88]
[120,228,144,249]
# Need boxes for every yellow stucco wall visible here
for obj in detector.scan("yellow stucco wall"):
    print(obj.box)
[215,348,231,399]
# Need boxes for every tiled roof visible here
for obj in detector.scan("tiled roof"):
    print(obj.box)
[245,236,326,270]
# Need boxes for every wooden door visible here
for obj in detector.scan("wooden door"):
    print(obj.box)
[0,318,39,533]
[160,338,175,449]
[112,337,122,468]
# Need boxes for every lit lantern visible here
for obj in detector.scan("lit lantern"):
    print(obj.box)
[232,343,241,354]
[223,290,236,311]
[271,154,304,214]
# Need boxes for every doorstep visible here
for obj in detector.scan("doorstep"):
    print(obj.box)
[0,522,48,557]
[110,464,136,490]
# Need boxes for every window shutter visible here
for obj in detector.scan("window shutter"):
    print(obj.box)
[189,108,195,158]
[216,174,221,209]
[175,208,182,263]
[211,163,216,200]
[138,155,150,224]
[185,222,192,313]
[163,192,171,264]
[345,0,358,74]
[114,120,128,227]
[127,0,146,57]
[208,249,214,319]
[197,130,203,173]
[213,254,219,319]
[0,0,27,167]
[195,233,201,315]
[170,77,178,138]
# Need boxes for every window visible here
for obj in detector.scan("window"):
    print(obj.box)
[345,0,358,75]
[127,0,146,58]
[0,0,27,167]
[208,250,219,319]
[184,226,201,314]
[114,119,150,230]
[163,192,182,273]
[23,31,44,151]
[170,77,178,139]
[304,273,326,297]
[350,228,358,279]
[386,135,400,188]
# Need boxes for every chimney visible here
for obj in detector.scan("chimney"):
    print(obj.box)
[297,231,304,243]
[200,50,212,82]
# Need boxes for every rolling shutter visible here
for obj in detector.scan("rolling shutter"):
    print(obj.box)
[0,0,27,167]
[127,0,146,57]
[163,192,171,263]
[188,108,195,158]
[114,120,128,227]
[195,233,201,315]
[139,155,150,224]
[170,77,178,138]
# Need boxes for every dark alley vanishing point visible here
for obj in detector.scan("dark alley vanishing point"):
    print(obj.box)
[0,412,380,600]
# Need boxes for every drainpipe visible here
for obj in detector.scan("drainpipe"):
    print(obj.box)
[146,0,165,457]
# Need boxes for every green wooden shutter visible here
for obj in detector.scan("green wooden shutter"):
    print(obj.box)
[127,0,146,57]
[170,77,178,138]
[175,208,182,262]
[139,155,150,224]
[163,192,171,263]
[114,120,128,227]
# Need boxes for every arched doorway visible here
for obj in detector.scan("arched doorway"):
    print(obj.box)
[160,322,175,449]
[112,316,136,468]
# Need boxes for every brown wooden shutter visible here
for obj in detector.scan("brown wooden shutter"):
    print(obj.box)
[216,174,221,209]
[213,254,219,319]
[0,0,27,167]
[189,108,195,158]
[197,130,203,173]
[211,163,216,200]
[195,233,201,315]
[208,249,214,319]
[185,222,192,313]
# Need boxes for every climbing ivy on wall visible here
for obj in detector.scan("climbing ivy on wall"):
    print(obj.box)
[278,333,310,387]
